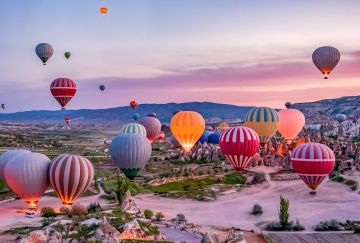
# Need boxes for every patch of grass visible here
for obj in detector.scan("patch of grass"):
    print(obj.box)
[149,177,216,193]
[223,173,247,185]
[104,179,147,196]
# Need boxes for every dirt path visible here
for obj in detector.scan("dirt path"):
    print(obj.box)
[244,232,267,243]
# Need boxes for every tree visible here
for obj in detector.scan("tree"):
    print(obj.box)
[155,212,165,221]
[278,195,289,228]
[115,172,129,206]
[144,209,154,219]
[251,203,263,216]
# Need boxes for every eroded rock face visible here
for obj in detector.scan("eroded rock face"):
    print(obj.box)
[95,217,121,242]
[21,227,62,243]
[121,191,141,216]
[200,232,220,243]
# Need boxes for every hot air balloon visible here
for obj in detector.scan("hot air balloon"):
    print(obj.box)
[156,131,165,143]
[4,152,51,209]
[100,7,108,15]
[133,113,140,121]
[291,143,335,195]
[312,46,340,79]
[99,84,105,92]
[173,110,182,116]
[130,101,138,110]
[205,125,214,132]
[285,102,292,109]
[170,111,205,152]
[50,78,77,110]
[169,135,181,148]
[110,133,151,179]
[49,154,94,207]
[121,123,147,137]
[335,114,347,123]
[218,122,229,132]
[220,126,260,172]
[244,107,279,146]
[64,51,71,60]
[138,114,161,143]
[208,132,221,144]
[1,104,4,110]
[0,150,31,180]
[65,117,71,125]
[278,109,305,143]
[198,130,213,144]
[35,43,54,65]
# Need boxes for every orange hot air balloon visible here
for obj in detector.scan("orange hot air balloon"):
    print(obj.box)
[100,7,108,15]
[278,109,305,143]
[130,101,138,110]
[170,111,205,153]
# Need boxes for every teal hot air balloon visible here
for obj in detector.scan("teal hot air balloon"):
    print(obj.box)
[110,133,151,179]
[35,43,54,65]
[121,123,147,137]
[335,114,346,123]
[133,113,140,121]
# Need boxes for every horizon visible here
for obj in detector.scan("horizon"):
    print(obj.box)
[1,1,360,112]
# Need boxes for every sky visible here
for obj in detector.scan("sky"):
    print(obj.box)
[1,0,360,112]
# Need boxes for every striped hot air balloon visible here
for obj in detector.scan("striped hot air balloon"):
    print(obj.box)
[244,107,279,146]
[49,154,94,207]
[50,78,77,110]
[312,46,340,79]
[0,150,31,180]
[121,123,147,137]
[220,126,260,172]
[4,152,51,209]
[35,43,54,65]
[110,133,152,179]
[278,109,305,143]
[170,111,205,153]
[291,143,335,195]
[138,114,161,143]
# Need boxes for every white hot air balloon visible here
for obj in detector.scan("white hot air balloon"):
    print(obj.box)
[0,150,31,180]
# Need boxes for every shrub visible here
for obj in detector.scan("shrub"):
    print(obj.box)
[292,219,305,231]
[314,220,342,231]
[59,206,70,215]
[223,173,247,185]
[251,203,263,216]
[177,213,186,221]
[265,221,283,231]
[251,172,267,184]
[70,204,88,216]
[155,212,165,221]
[41,207,56,218]
[144,209,154,219]
[87,202,101,213]
[279,195,289,228]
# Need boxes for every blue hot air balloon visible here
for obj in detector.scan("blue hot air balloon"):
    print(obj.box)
[99,85,106,92]
[132,113,140,121]
[335,114,346,123]
[110,133,151,179]
[208,132,221,144]
[35,43,54,65]
[198,130,213,144]
[121,123,147,137]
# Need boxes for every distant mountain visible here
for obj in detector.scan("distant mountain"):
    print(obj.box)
[291,95,360,117]
[0,102,254,124]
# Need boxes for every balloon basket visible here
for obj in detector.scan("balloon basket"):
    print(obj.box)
[309,191,316,195]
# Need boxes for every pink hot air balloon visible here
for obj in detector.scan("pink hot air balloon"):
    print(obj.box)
[278,109,305,143]
[65,117,71,125]
[156,131,165,143]
[291,143,335,195]
[4,152,51,209]
[138,114,161,143]
[220,126,260,172]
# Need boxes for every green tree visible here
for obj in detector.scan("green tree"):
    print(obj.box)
[279,195,289,228]
[115,172,129,206]
[144,209,154,219]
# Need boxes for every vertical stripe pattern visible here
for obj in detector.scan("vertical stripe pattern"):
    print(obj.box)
[244,107,279,144]
[220,126,260,172]
[138,116,161,142]
[35,43,54,65]
[0,149,31,180]
[170,111,205,152]
[49,154,94,206]
[291,143,335,191]
[312,46,340,77]
[50,78,77,109]
[121,123,147,137]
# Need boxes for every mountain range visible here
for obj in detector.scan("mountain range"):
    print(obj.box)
[0,95,358,124]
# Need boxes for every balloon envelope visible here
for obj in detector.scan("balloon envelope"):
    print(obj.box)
[35,43,53,65]
[138,115,161,143]
[1,104,5,109]
[50,78,77,110]
[208,132,221,144]
[133,113,140,121]
[4,152,51,209]
[244,107,279,145]
[278,109,305,142]
[100,7,108,15]
[0,150,31,180]
[64,52,71,59]
[170,111,205,152]
[121,123,147,137]
[220,126,260,172]
[65,117,71,125]
[130,101,138,110]
[312,46,340,79]
[99,84,105,92]
[335,114,347,123]
[198,130,213,144]
[49,154,94,207]
[110,133,152,179]
[291,143,335,193]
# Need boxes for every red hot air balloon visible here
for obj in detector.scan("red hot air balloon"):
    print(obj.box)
[156,131,165,143]
[138,114,161,143]
[65,117,71,125]
[220,126,260,172]
[130,101,138,110]
[50,78,77,110]
[291,143,335,195]
[49,154,94,207]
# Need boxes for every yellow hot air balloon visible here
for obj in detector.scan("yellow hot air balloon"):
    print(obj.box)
[170,111,205,153]
[278,109,305,143]
[244,107,279,145]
